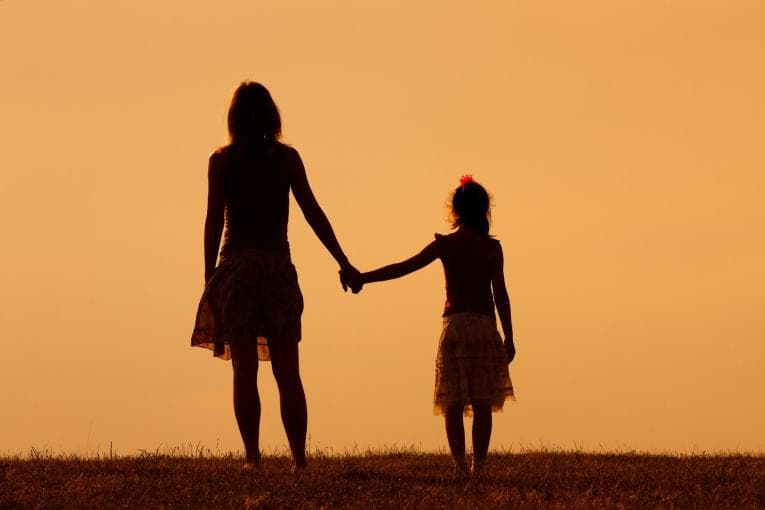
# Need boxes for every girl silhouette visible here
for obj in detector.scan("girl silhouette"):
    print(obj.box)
[358,176,515,480]
[191,82,360,471]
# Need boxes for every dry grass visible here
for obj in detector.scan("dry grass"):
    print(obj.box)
[1,447,764,509]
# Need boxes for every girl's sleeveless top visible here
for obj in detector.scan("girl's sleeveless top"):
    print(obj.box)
[435,232,498,318]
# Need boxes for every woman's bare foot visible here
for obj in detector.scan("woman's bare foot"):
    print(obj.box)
[241,457,262,472]
[289,461,307,482]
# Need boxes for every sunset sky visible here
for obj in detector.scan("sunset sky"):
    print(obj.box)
[1,1,763,456]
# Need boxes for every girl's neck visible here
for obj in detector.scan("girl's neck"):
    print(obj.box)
[456,225,482,236]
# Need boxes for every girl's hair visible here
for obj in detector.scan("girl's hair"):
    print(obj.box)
[227,82,282,146]
[451,178,491,235]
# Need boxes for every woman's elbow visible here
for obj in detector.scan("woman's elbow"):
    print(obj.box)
[205,208,224,225]
[205,216,224,234]
[304,203,328,224]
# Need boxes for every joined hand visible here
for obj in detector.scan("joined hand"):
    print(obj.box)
[339,264,363,294]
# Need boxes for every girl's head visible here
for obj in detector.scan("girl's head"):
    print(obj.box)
[227,82,282,146]
[450,175,491,235]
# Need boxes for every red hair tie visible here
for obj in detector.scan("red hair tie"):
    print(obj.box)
[459,174,474,189]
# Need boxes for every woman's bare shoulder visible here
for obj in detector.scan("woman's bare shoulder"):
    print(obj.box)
[213,144,234,155]
[210,145,233,164]
[207,147,233,178]
[489,237,504,261]
[276,142,300,159]
[275,143,305,177]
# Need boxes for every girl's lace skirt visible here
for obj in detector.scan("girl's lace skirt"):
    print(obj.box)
[191,248,303,361]
[433,312,515,416]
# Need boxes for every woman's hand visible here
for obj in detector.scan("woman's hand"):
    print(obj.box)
[339,264,363,294]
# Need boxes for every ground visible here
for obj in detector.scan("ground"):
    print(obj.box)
[1,449,764,509]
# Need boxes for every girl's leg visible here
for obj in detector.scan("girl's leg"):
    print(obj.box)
[268,339,308,467]
[444,406,469,475]
[230,342,262,465]
[471,403,492,471]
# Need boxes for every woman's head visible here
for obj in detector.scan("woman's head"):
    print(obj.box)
[227,82,281,146]
[450,175,491,235]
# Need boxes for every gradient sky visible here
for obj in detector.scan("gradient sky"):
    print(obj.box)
[1,1,763,456]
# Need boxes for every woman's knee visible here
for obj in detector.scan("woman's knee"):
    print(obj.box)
[272,364,302,390]
[269,341,302,387]
[444,406,464,420]
[230,342,260,375]
[471,403,492,419]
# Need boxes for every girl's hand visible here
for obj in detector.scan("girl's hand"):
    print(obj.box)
[505,339,516,364]
[339,264,363,294]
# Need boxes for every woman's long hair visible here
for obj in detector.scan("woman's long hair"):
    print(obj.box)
[227,82,282,147]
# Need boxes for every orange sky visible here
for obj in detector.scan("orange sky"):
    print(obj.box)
[1,1,763,455]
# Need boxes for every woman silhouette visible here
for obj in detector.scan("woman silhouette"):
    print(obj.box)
[191,82,360,470]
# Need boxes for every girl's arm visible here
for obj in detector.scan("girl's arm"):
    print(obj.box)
[490,242,515,362]
[361,241,439,284]
[287,147,359,283]
[204,152,226,282]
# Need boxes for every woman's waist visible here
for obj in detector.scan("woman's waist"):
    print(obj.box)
[222,229,289,251]
[220,240,291,261]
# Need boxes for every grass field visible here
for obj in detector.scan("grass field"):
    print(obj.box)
[1,448,764,509]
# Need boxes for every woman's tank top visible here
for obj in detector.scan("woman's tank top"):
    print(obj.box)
[220,144,291,254]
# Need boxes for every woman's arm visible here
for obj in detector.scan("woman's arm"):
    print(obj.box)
[287,147,359,281]
[361,241,439,284]
[490,242,515,362]
[203,152,225,282]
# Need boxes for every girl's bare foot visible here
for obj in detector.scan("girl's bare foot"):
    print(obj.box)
[472,456,485,477]
[465,457,485,491]
[453,454,470,482]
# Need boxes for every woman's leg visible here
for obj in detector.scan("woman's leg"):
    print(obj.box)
[229,341,262,465]
[444,406,469,475]
[268,340,307,467]
[471,403,492,471]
